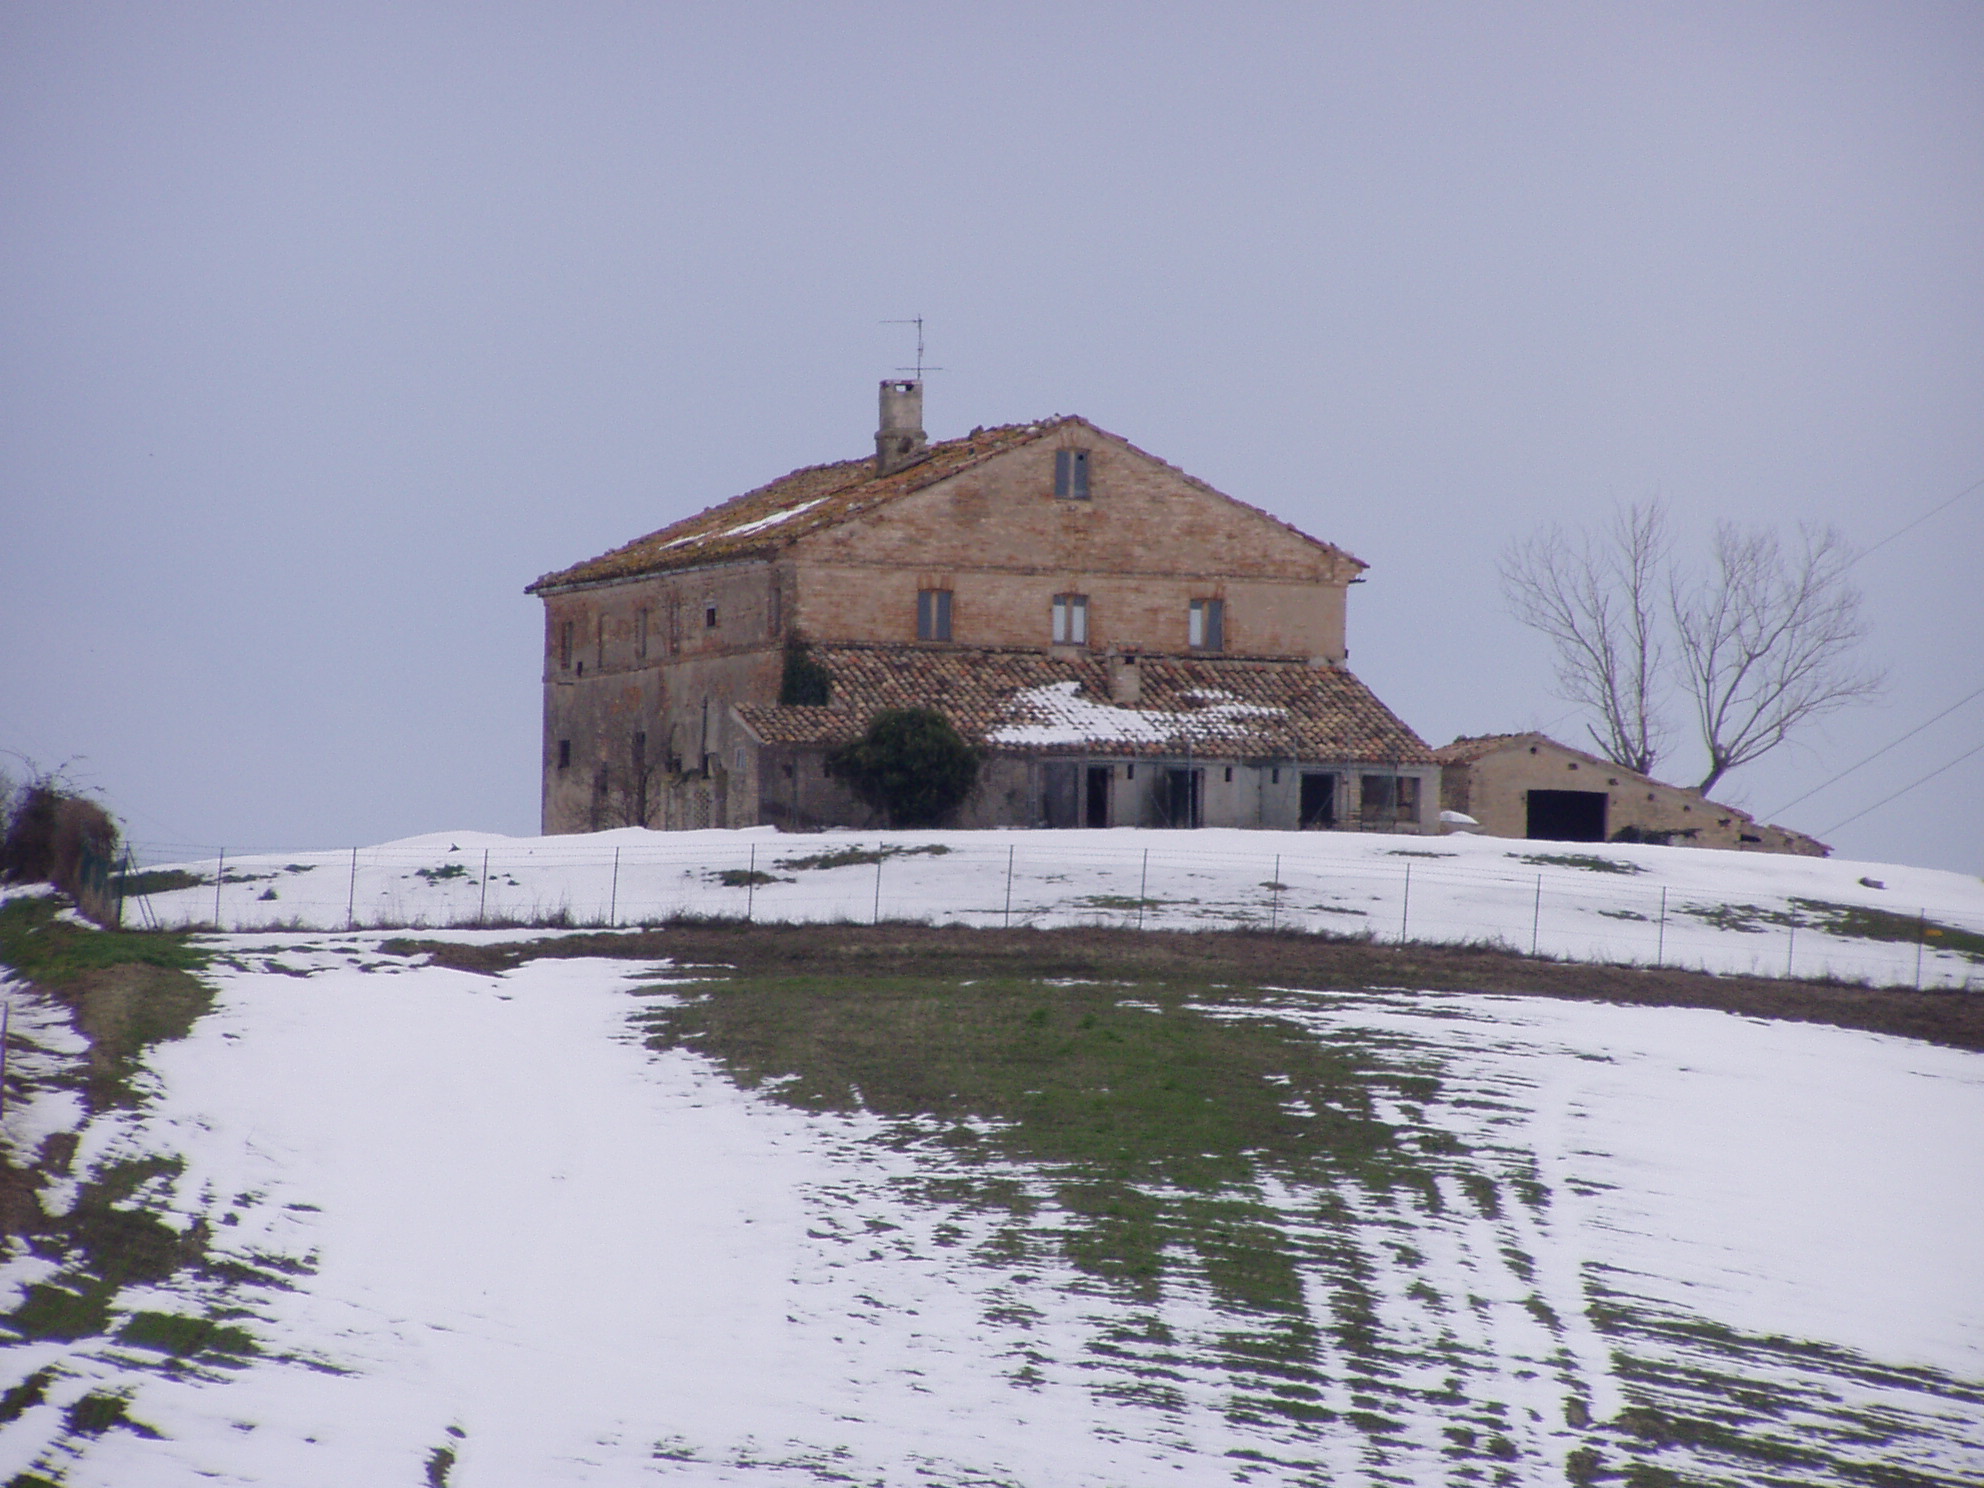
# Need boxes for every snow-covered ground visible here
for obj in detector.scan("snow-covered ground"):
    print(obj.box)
[1,922,1981,1485]
[127,826,1984,987]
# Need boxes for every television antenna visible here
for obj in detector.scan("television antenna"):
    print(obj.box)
[882,317,943,379]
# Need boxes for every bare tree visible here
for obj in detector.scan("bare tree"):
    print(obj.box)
[1672,522,1885,795]
[1499,501,1671,776]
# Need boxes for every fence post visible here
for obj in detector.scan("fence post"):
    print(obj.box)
[478,849,490,926]
[746,843,757,923]
[1137,849,1150,931]
[1786,921,1796,980]
[346,847,359,930]
[1530,874,1542,956]
[1916,908,1928,989]
[609,846,621,926]
[1399,863,1412,944]
[873,847,883,925]
[1270,854,1281,933]
[1003,844,1015,929]
[213,849,225,930]
[1655,886,1666,968]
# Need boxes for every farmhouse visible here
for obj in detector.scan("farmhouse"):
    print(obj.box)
[1434,732,1829,855]
[527,380,1436,833]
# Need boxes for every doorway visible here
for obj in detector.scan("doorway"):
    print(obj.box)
[1299,772,1337,829]
[1085,766,1111,828]
[1163,768,1203,828]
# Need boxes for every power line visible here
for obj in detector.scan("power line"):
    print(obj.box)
[1762,683,1984,818]
[1816,738,1984,838]
[1850,470,1984,568]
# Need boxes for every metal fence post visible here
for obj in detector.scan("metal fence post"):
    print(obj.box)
[1786,921,1796,980]
[478,849,490,926]
[1916,908,1928,989]
[1399,863,1412,944]
[1269,854,1281,932]
[1531,874,1542,956]
[213,849,225,929]
[609,846,621,925]
[1137,849,1150,931]
[746,843,757,923]
[1003,844,1015,929]
[1655,886,1666,968]
[873,847,883,924]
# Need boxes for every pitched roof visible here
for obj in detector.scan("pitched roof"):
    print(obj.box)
[527,415,1361,592]
[737,645,1433,764]
[1432,731,1558,767]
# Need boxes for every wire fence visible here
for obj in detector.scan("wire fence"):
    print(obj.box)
[110,834,1984,992]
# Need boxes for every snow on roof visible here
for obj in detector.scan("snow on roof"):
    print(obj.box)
[737,645,1434,763]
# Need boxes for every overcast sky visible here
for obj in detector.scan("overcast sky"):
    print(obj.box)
[4,2,1980,873]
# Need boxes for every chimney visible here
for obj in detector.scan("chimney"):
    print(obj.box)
[1107,651,1142,704]
[876,379,927,476]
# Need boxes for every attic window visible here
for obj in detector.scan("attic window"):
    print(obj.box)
[1054,449,1091,500]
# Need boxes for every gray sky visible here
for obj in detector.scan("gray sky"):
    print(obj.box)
[4,2,1980,872]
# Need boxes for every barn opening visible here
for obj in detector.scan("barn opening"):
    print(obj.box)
[1526,789,1607,842]
[1299,772,1337,828]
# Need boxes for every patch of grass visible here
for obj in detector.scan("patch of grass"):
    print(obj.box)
[0,1368,54,1423]
[1789,898,1984,962]
[634,972,1463,1425]
[0,896,208,989]
[714,869,784,888]
[776,843,952,872]
[415,863,470,884]
[1685,902,1798,934]
[1599,908,1649,921]
[108,868,205,896]
[62,1390,157,1439]
[1516,853,1645,875]
[116,1311,259,1360]
[1385,850,1455,859]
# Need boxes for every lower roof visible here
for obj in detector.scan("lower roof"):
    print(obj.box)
[737,644,1434,765]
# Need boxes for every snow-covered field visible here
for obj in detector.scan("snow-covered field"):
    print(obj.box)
[128,826,1984,987]
[3,908,1984,1488]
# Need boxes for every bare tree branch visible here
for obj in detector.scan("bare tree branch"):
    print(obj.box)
[1673,523,1886,795]
[1499,501,1671,775]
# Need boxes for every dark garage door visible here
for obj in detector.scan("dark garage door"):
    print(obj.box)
[1526,789,1607,842]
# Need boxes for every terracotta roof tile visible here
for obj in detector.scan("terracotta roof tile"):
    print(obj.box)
[738,645,1433,765]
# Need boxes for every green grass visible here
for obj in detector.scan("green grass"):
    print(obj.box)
[1515,852,1646,875]
[107,868,206,897]
[775,842,952,871]
[0,896,208,988]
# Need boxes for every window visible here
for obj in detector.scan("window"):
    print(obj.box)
[558,620,574,670]
[1359,774,1422,821]
[1189,598,1224,651]
[1054,449,1091,500]
[704,603,719,629]
[917,588,954,641]
[557,739,571,769]
[1051,593,1089,644]
[635,609,649,660]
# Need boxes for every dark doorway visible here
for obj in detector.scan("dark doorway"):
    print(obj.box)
[1163,767,1203,828]
[1299,772,1337,828]
[1085,766,1111,828]
[1526,789,1607,842]
[1042,762,1080,828]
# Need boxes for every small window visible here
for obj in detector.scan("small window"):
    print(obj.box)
[1189,598,1224,651]
[1271,767,1281,785]
[1223,766,1233,782]
[704,603,719,629]
[735,746,748,772]
[1360,775,1422,820]
[1051,593,1089,644]
[635,609,649,660]
[557,739,571,769]
[1054,449,1091,500]
[558,620,574,670]
[917,588,954,641]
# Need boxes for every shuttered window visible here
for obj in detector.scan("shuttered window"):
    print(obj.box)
[1053,449,1091,500]
[917,588,954,640]
[1189,598,1224,651]
[1052,593,1089,644]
